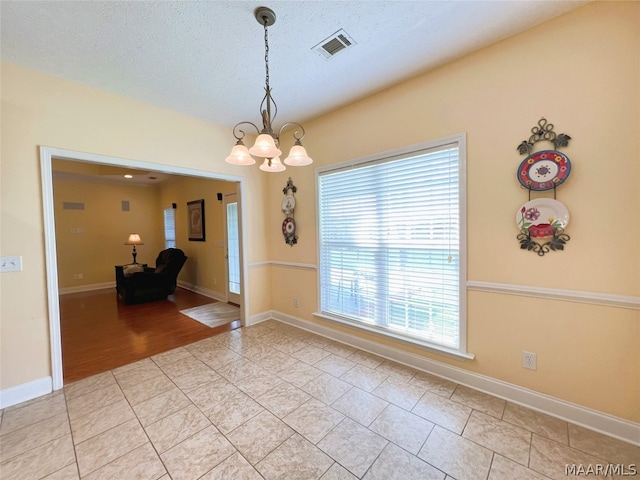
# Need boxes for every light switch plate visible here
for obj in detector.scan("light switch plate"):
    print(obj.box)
[1,256,23,272]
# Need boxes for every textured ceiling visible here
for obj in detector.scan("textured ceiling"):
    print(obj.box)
[2,1,587,131]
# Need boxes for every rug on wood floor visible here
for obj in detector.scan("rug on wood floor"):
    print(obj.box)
[179,302,240,328]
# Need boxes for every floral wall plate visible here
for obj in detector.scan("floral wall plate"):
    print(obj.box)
[517,150,571,191]
[516,198,569,239]
[282,217,296,236]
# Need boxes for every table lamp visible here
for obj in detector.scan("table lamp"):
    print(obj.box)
[125,233,144,264]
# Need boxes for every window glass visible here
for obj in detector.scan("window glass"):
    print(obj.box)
[317,137,466,352]
[164,207,176,249]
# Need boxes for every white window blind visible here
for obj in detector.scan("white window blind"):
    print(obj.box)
[318,138,465,352]
[164,207,176,249]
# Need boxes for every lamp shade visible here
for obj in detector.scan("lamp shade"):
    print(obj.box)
[225,142,256,165]
[125,233,144,245]
[249,134,282,158]
[259,157,286,173]
[283,144,313,166]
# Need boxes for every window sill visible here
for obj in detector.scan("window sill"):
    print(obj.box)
[313,311,475,362]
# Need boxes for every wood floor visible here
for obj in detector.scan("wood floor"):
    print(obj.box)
[59,287,240,384]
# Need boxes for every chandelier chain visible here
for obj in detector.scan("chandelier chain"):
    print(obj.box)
[263,17,270,90]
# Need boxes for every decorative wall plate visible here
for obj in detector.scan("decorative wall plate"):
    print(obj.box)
[281,177,298,246]
[516,198,569,238]
[282,217,296,236]
[517,150,571,191]
[282,194,296,214]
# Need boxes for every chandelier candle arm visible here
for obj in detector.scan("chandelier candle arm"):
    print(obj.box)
[226,6,313,172]
[231,122,260,141]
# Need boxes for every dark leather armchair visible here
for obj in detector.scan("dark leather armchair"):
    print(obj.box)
[116,248,188,304]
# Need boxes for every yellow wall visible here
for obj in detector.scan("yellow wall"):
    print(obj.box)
[266,1,640,422]
[53,177,164,288]
[0,61,269,390]
[158,176,238,295]
[52,172,239,295]
[0,1,638,424]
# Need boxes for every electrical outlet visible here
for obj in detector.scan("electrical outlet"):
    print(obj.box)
[522,351,537,370]
[72,273,84,279]
[0,256,23,272]
[293,297,299,308]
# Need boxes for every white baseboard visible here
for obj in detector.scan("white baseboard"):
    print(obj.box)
[177,281,226,302]
[59,282,115,295]
[59,282,226,301]
[248,310,274,326]
[0,377,53,409]
[266,310,640,446]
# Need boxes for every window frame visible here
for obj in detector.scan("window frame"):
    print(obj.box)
[315,133,471,359]
[163,206,177,249]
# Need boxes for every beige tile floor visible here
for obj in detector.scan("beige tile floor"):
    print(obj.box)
[1,320,638,480]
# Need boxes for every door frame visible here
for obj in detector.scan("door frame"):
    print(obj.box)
[40,146,249,390]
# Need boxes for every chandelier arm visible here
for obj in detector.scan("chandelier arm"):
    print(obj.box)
[278,122,306,142]
[259,88,278,134]
[232,122,260,141]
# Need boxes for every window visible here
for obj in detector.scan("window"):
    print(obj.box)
[164,207,176,249]
[226,200,241,295]
[317,135,467,355]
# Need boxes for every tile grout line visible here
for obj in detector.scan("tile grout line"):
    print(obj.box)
[63,387,81,480]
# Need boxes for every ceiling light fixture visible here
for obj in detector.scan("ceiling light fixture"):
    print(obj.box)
[225,7,312,173]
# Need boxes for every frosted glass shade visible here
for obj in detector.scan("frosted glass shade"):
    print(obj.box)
[259,157,286,172]
[249,134,282,158]
[284,144,313,166]
[225,143,256,165]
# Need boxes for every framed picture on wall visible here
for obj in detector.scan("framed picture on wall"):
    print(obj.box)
[187,199,205,241]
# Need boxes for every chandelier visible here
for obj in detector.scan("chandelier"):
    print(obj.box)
[225,7,313,172]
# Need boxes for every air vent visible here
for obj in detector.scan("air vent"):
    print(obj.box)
[313,29,355,59]
[63,202,85,210]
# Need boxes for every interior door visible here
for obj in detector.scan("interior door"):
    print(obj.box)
[224,193,241,305]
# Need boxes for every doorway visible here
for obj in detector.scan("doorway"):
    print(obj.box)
[40,146,249,390]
